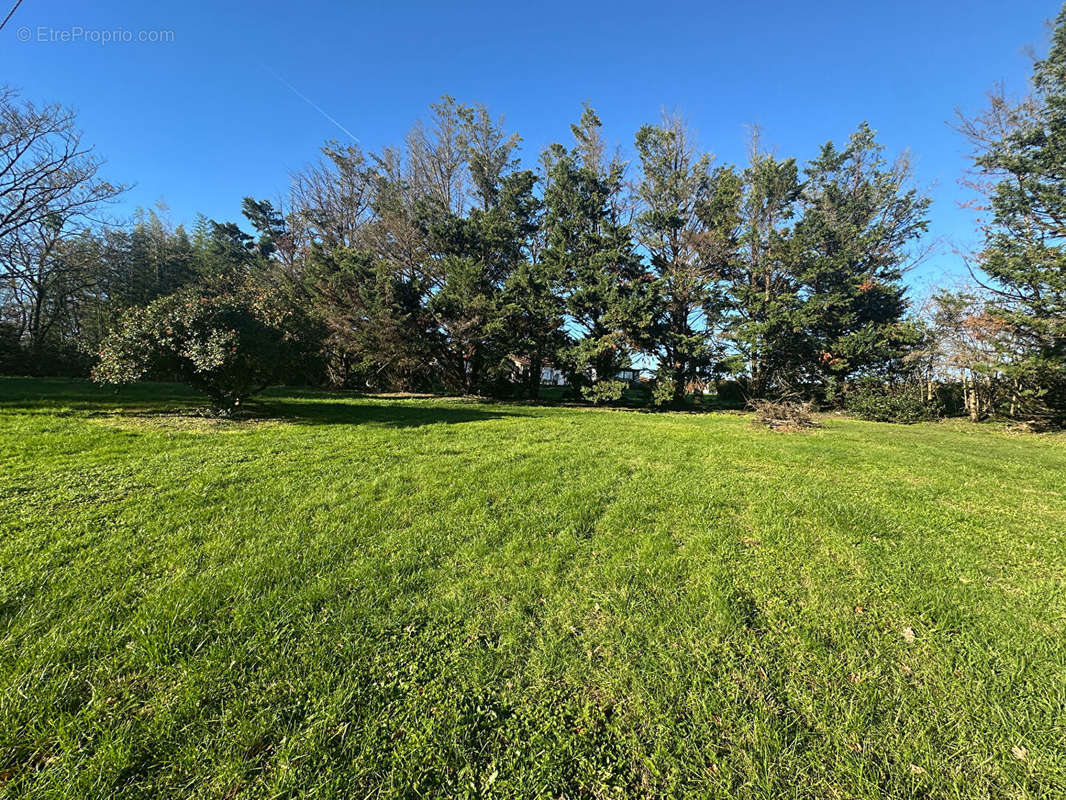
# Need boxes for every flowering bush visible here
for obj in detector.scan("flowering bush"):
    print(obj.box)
[93,287,300,414]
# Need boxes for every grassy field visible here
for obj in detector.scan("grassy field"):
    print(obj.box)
[1,378,1064,799]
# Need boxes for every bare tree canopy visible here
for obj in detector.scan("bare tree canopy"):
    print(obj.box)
[0,87,125,258]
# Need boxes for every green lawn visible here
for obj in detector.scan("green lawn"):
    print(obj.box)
[1,378,1064,799]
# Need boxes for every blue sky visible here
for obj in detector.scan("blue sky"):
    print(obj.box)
[1,0,1058,295]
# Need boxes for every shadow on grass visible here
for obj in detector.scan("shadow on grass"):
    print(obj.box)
[0,377,198,414]
[258,396,517,428]
[0,377,516,429]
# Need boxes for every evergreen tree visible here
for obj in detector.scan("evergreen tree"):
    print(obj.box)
[495,257,569,398]
[306,245,433,389]
[542,107,648,401]
[422,169,538,393]
[406,101,533,392]
[634,114,718,403]
[712,137,807,398]
[959,5,1066,423]
[491,168,568,399]
[795,123,929,399]
[241,197,289,260]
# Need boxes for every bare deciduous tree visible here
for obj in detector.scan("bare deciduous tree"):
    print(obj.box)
[289,141,375,252]
[0,88,124,359]
[0,87,124,260]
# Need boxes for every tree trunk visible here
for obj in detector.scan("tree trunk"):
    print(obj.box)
[528,350,541,400]
[672,362,686,404]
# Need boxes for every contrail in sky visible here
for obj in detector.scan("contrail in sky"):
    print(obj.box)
[256,60,360,144]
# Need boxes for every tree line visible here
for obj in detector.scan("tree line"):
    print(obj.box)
[3,6,1065,424]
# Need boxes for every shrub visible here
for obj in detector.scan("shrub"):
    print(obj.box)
[844,385,939,423]
[581,379,625,405]
[750,399,818,431]
[934,381,966,417]
[651,377,676,407]
[93,286,301,414]
[715,379,748,407]
[0,323,23,375]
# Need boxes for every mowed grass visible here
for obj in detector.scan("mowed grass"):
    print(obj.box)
[1,378,1064,799]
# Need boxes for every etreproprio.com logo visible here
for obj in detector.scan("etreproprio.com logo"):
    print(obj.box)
[16,26,175,44]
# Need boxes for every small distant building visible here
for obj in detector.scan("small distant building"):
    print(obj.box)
[685,378,712,395]
[509,356,646,388]
[586,366,646,387]
[508,355,567,386]
[540,364,566,386]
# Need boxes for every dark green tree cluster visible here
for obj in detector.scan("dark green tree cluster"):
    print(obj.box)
[6,2,1066,423]
[0,92,934,409]
[257,102,930,408]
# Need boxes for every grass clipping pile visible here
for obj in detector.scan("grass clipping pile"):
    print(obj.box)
[750,399,820,432]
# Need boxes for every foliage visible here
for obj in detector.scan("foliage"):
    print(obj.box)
[957,11,1066,425]
[909,290,1027,421]
[634,114,719,403]
[542,106,647,394]
[715,136,807,397]
[651,376,676,407]
[306,246,435,391]
[844,383,940,424]
[494,257,569,399]
[0,89,940,407]
[0,87,128,371]
[795,123,930,393]
[580,378,625,405]
[92,285,302,413]
[7,67,1064,423]
[715,378,748,407]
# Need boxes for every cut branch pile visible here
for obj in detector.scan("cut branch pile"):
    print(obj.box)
[750,399,819,431]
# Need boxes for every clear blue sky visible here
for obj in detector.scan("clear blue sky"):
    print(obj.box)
[1,0,1059,294]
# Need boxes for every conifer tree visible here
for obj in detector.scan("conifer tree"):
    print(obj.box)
[711,134,806,398]
[795,123,929,398]
[542,106,648,400]
[959,5,1066,422]
[634,113,718,403]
